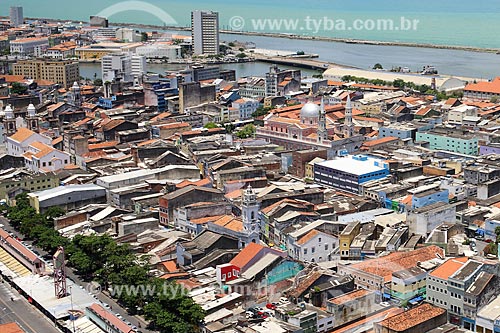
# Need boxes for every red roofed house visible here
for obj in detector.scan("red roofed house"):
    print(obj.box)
[361,136,399,152]
[7,127,52,157]
[338,245,444,291]
[288,228,339,263]
[0,228,45,274]
[86,303,135,333]
[464,77,500,100]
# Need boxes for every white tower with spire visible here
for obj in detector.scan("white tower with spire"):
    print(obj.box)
[3,104,16,137]
[317,97,328,143]
[70,81,82,107]
[241,185,260,247]
[344,95,354,138]
[26,103,39,132]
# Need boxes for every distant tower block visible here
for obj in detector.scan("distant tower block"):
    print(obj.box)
[53,247,67,299]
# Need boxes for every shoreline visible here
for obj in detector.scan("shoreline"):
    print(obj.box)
[21,16,500,55]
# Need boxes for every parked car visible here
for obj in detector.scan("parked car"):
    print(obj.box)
[266,303,277,310]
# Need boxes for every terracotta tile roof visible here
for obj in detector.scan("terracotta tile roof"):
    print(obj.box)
[176,178,210,189]
[288,270,323,298]
[52,136,63,145]
[362,136,398,147]
[0,75,25,83]
[225,189,243,200]
[261,198,298,215]
[354,116,385,123]
[160,272,190,280]
[137,138,160,147]
[348,245,444,282]
[30,142,56,159]
[157,122,190,129]
[297,229,320,245]
[6,236,37,262]
[101,119,125,131]
[88,141,119,150]
[212,215,243,232]
[401,195,413,205]
[35,79,57,86]
[230,242,265,269]
[161,260,178,272]
[73,117,93,127]
[465,77,500,94]
[429,257,469,280]
[23,151,34,161]
[328,289,371,305]
[0,322,25,333]
[377,303,446,332]
[415,106,432,116]
[327,80,344,86]
[190,215,225,225]
[9,127,35,143]
[88,303,133,333]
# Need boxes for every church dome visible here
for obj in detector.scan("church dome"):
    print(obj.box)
[300,102,320,118]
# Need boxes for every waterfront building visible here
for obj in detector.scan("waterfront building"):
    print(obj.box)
[13,59,79,88]
[135,43,182,59]
[464,77,500,100]
[75,42,142,60]
[101,53,146,83]
[191,10,220,55]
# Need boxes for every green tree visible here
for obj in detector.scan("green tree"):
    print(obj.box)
[10,82,28,95]
[393,79,405,88]
[204,122,218,129]
[236,53,247,59]
[141,32,148,42]
[94,78,103,86]
[252,106,272,118]
[236,124,256,139]
[373,63,383,70]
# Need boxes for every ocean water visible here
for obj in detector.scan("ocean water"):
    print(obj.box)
[3,0,500,48]
[4,1,500,78]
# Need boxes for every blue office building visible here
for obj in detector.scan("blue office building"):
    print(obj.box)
[314,155,390,194]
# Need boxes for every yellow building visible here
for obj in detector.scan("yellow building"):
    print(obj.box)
[75,42,143,60]
[305,157,325,180]
[339,221,360,259]
[13,59,79,88]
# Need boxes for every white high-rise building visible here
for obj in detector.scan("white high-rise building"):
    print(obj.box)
[131,55,147,79]
[101,53,147,83]
[191,10,219,55]
[10,6,23,27]
[101,53,132,83]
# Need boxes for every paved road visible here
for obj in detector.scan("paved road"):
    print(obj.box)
[0,216,155,333]
[0,280,60,333]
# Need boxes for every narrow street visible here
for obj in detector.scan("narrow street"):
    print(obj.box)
[0,216,155,333]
